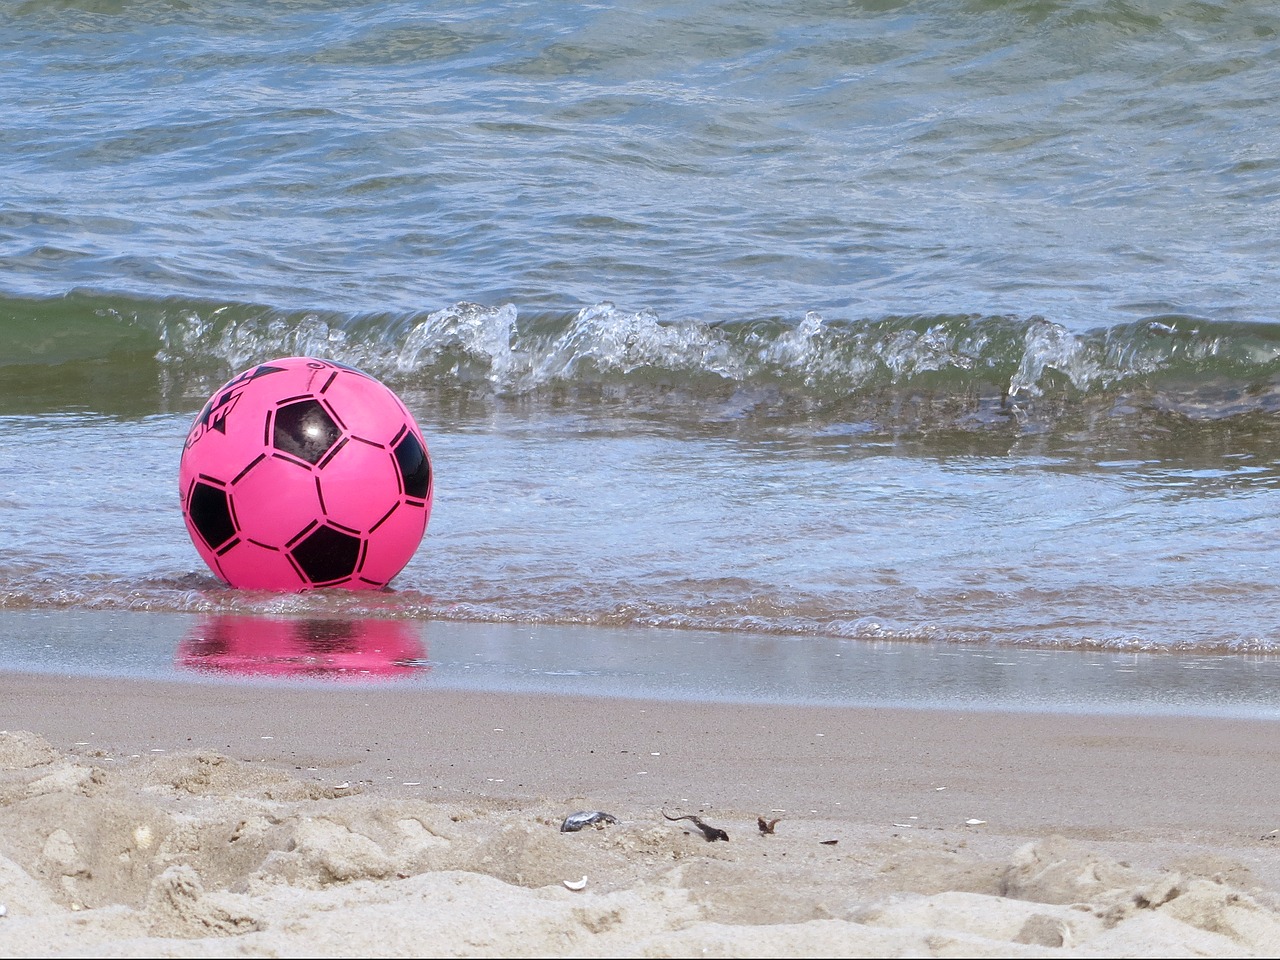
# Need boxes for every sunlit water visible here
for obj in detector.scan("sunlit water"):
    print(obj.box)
[3,408,1279,653]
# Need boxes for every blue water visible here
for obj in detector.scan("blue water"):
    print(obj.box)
[4,1,1278,325]
[2,1,1280,683]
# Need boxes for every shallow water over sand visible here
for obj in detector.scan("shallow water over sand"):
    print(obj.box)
[3,408,1280,653]
[4,610,1280,718]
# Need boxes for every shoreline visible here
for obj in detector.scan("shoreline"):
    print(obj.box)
[5,609,1280,719]
[2,670,1280,955]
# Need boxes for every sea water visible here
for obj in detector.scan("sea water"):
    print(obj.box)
[2,2,1280,697]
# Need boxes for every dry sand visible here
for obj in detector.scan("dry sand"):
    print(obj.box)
[1,670,1279,956]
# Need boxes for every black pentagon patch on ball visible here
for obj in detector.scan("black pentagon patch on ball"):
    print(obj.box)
[188,481,236,550]
[273,399,341,465]
[393,432,431,499]
[290,524,362,585]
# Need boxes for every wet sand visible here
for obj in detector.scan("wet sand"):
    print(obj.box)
[2,670,1279,956]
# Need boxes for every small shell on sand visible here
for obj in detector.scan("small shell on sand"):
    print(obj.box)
[563,877,588,891]
[560,811,618,833]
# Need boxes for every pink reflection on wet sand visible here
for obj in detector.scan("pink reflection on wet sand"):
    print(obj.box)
[176,615,428,680]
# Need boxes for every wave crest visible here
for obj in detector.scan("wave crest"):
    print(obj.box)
[8,292,1280,425]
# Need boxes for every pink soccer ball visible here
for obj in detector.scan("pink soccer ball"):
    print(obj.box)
[179,357,433,590]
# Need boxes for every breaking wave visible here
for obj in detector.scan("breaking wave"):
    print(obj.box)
[6,292,1280,428]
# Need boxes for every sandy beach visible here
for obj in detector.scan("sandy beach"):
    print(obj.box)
[1,669,1278,957]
